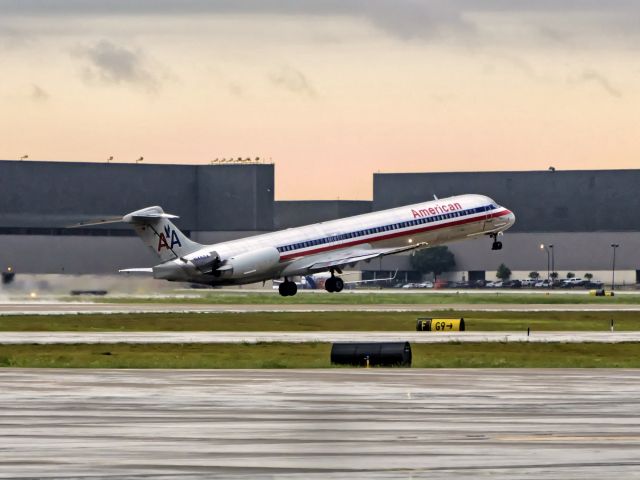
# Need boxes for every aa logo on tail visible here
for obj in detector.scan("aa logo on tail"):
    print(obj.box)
[157,225,183,252]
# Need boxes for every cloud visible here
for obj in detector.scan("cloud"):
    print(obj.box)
[73,40,160,91]
[226,82,245,97]
[0,1,475,42]
[30,84,49,102]
[3,1,640,52]
[2,1,640,39]
[268,66,316,97]
[573,69,622,98]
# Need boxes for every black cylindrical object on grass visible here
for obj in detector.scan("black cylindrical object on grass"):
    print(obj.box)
[330,342,412,367]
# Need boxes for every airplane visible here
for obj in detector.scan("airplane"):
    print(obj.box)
[76,194,515,296]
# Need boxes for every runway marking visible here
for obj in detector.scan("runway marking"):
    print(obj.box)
[2,331,640,344]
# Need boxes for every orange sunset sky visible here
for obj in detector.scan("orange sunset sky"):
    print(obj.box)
[1,1,638,199]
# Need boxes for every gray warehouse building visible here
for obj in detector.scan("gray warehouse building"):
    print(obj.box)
[0,160,638,287]
[0,160,273,273]
[367,170,640,286]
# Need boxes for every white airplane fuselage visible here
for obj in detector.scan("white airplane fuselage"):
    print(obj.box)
[148,194,515,289]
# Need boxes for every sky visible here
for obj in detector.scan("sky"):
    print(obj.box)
[1,1,639,199]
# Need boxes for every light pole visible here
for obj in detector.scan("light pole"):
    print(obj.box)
[540,244,550,284]
[549,244,555,288]
[611,244,620,291]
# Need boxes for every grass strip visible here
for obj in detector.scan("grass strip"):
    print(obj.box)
[95,291,640,305]
[1,311,640,332]
[2,342,640,368]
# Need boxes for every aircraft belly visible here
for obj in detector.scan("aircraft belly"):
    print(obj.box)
[455,220,485,238]
[369,237,403,248]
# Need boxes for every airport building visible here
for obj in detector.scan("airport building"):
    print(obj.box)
[0,160,273,274]
[0,160,638,287]
[365,170,640,286]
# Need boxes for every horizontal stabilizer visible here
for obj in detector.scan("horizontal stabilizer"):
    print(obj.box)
[68,206,179,228]
[68,216,123,228]
[119,268,153,274]
[123,206,179,223]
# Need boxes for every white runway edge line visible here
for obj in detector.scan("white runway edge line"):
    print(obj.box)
[2,331,640,345]
[2,302,640,315]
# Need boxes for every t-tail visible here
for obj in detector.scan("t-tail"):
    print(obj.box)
[122,206,203,262]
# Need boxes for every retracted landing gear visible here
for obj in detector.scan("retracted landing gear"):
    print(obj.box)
[324,269,344,293]
[278,279,298,297]
[489,233,503,251]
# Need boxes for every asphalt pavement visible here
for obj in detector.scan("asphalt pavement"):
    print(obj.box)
[1,368,639,479]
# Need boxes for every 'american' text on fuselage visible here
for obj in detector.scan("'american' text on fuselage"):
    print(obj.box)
[411,202,462,219]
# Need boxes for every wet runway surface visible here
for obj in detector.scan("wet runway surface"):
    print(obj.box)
[1,369,640,479]
[2,301,639,315]
[3,331,640,344]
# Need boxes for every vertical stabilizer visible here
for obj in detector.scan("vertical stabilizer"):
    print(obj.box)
[123,206,203,262]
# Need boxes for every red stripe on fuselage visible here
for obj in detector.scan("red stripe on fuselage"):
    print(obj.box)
[279,209,511,261]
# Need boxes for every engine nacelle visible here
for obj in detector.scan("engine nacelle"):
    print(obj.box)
[152,251,220,281]
[223,246,280,279]
[189,251,221,273]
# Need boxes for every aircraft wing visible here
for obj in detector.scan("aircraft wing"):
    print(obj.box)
[305,243,426,272]
[343,269,398,285]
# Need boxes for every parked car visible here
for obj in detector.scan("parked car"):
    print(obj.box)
[485,281,503,288]
[560,278,585,288]
[534,280,550,288]
[521,279,538,287]
[502,280,522,288]
[416,281,434,289]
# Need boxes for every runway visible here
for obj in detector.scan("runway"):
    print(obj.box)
[1,369,639,479]
[2,301,640,315]
[2,330,640,344]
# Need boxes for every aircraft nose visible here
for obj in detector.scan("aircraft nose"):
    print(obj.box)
[506,210,516,226]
